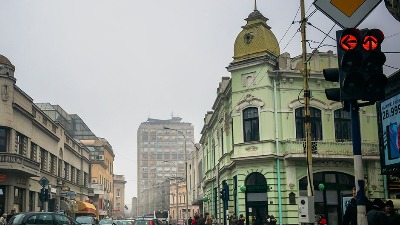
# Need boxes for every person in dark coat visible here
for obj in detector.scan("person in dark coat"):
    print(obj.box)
[343,198,357,225]
[366,198,388,225]
[188,217,193,225]
[6,209,15,222]
[237,214,245,225]
[385,200,400,225]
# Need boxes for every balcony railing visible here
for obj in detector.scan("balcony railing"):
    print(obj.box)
[281,139,379,156]
[0,152,40,174]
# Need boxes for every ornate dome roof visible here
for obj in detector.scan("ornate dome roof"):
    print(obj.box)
[233,9,280,63]
[0,54,15,70]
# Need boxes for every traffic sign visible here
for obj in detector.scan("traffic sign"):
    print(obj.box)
[39,177,49,187]
[313,0,382,28]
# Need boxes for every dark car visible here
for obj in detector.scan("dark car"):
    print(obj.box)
[7,212,80,225]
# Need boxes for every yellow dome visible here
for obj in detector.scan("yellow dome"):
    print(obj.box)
[233,9,280,63]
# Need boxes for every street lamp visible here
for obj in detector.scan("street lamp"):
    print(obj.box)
[164,127,188,225]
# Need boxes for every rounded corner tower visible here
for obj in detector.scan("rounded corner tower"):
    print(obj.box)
[232,7,280,63]
[0,54,16,79]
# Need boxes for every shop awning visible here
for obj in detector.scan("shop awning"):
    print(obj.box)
[76,201,96,214]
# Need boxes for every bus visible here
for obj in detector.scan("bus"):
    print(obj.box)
[154,210,170,225]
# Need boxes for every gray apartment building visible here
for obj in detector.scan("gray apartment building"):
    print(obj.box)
[137,117,194,216]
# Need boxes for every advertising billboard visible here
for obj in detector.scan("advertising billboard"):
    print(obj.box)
[377,70,400,174]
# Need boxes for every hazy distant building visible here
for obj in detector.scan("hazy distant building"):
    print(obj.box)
[113,174,127,219]
[137,117,194,215]
[131,197,138,218]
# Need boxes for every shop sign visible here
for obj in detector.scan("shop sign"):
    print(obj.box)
[246,185,269,192]
[98,210,107,215]
[88,188,95,196]
[61,191,76,197]
[0,174,6,183]
[50,187,57,194]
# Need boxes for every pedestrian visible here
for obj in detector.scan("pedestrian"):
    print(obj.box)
[237,214,245,225]
[188,217,193,225]
[192,215,198,225]
[268,215,276,225]
[6,209,15,222]
[0,213,7,225]
[366,198,388,225]
[197,214,206,225]
[229,213,238,225]
[343,187,357,225]
[211,215,217,225]
[385,200,400,225]
[264,215,270,225]
[205,214,212,225]
[251,216,256,225]
[317,215,327,225]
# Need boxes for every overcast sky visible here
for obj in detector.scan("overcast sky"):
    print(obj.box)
[1,0,399,205]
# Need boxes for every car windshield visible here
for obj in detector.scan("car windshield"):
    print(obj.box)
[135,220,150,225]
[76,217,93,223]
[9,214,25,225]
[99,219,113,224]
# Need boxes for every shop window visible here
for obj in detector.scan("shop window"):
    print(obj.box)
[243,107,259,142]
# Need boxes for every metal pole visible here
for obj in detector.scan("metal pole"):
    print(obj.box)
[300,0,314,199]
[184,135,188,225]
[176,180,179,224]
[350,102,367,225]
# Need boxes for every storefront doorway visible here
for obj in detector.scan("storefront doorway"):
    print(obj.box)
[245,172,268,225]
[299,172,355,225]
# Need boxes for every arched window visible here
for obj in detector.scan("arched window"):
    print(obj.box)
[334,109,352,141]
[245,172,266,186]
[295,107,323,140]
[243,107,259,142]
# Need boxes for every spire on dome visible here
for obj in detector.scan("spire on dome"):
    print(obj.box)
[254,0,257,11]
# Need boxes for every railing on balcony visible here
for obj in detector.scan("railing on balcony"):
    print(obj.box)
[281,139,379,156]
[0,152,41,171]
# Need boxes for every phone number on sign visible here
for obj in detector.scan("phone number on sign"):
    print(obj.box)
[382,104,400,120]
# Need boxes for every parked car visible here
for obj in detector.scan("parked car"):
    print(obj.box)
[99,218,114,225]
[76,216,96,225]
[6,212,80,225]
[113,219,134,225]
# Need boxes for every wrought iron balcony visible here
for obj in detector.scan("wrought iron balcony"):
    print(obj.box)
[0,152,40,176]
[281,139,379,156]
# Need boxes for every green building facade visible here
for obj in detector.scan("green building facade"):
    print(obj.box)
[199,7,383,225]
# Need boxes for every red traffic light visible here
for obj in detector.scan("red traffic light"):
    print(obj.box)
[340,28,360,51]
[362,29,384,51]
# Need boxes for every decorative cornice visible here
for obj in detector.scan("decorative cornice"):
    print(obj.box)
[313,161,352,168]
[245,146,258,152]
[288,97,328,110]
[235,94,265,112]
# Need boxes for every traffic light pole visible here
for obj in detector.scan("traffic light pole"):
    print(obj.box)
[350,102,367,225]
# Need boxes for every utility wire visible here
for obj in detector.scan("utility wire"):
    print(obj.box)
[306,24,336,63]
[307,22,336,41]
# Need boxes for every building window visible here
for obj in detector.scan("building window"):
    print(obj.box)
[76,169,80,185]
[58,159,63,177]
[30,143,37,161]
[50,154,57,175]
[40,149,48,171]
[16,132,27,156]
[117,189,120,197]
[295,107,323,140]
[243,107,259,142]
[0,128,8,152]
[334,109,352,141]
[64,162,69,180]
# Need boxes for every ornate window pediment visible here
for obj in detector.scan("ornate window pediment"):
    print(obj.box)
[235,94,265,112]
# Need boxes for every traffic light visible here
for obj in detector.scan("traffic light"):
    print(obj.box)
[39,188,46,202]
[44,188,49,201]
[323,68,340,102]
[337,28,387,102]
[219,189,225,200]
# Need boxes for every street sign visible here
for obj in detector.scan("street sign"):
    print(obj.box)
[313,0,382,28]
[39,177,49,187]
